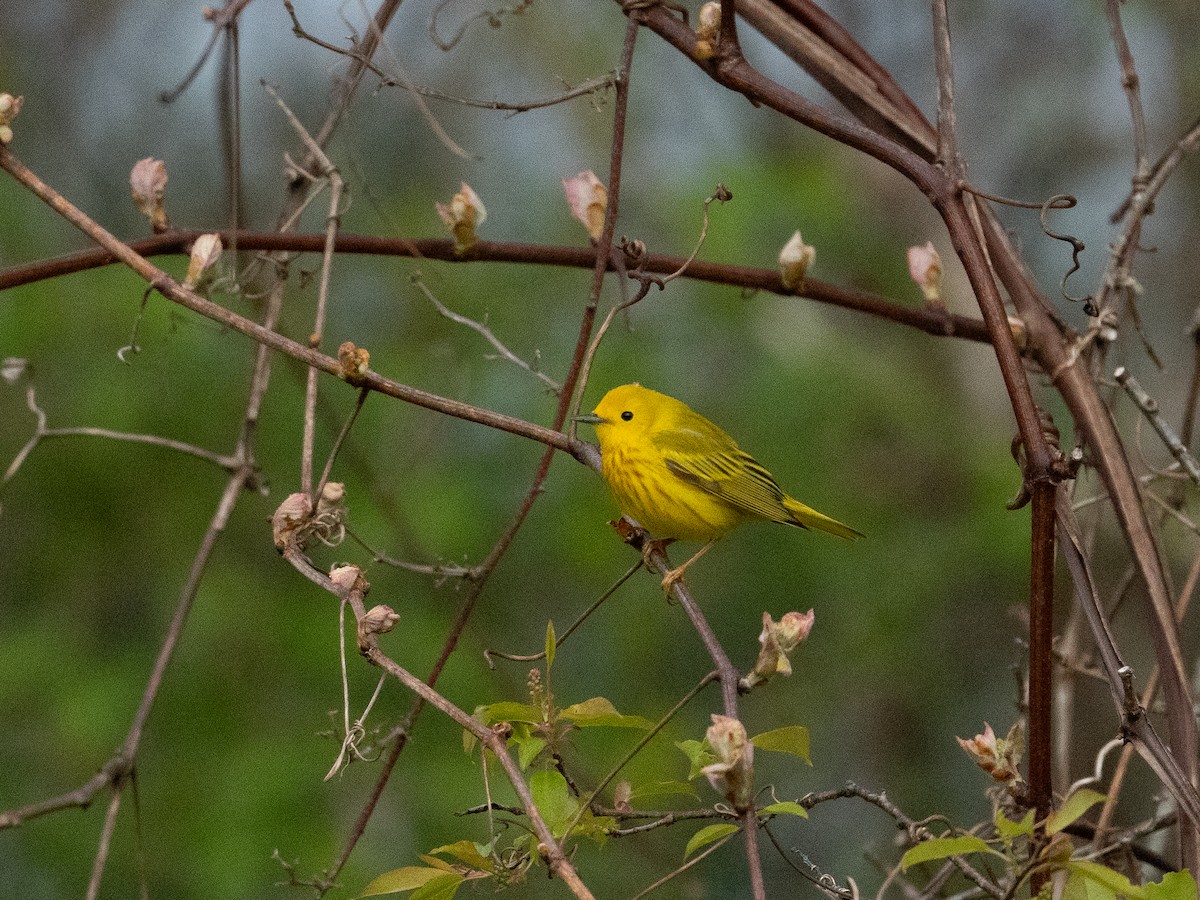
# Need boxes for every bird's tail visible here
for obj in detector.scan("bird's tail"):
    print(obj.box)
[783,497,864,541]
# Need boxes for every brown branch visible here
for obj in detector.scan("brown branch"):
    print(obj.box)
[0,229,994,344]
[1055,492,1200,830]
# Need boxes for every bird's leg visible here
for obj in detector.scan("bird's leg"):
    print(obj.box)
[660,541,715,592]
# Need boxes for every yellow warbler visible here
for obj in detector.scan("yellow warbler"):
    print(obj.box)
[576,383,861,589]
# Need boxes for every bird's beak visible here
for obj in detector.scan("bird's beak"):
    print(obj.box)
[573,412,605,425]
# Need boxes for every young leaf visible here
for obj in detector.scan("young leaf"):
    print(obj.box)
[560,697,653,729]
[545,620,556,670]
[994,807,1036,841]
[478,702,543,725]
[1065,861,1148,900]
[1047,788,1106,834]
[359,866,450,897]
[428,840,494,873]
[683,823,740,861]
[515,734,547,770]
[900,835,1001,871]
[410,873,465,900]
[1145,870,1198,900]
[529,769,579,837]
[759,800,808,818]
[676,739,718,780]
[750,725,811,764]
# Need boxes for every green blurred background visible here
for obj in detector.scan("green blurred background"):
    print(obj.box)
[2,1,1199,897]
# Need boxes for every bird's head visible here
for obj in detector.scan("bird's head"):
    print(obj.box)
[574,383,672,446]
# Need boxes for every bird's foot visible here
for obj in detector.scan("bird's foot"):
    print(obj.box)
[660,565,686,593]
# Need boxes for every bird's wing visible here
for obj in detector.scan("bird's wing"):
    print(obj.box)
[654,427,793,524]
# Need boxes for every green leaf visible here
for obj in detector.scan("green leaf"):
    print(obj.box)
[478,702,543,725]
[759,800,808,818]
[1065,861,1147,900]
[515,734,546,770]
[683,823,740,860]
[560,697,653,729]
[428,840,493,873]
[1146,870,1198,900]
[900,835,1002,871]
[529,769,578,837]
[410,873,465,900]
[359,866,450,897]
[545,621,556,671]
[676,739,717,780]
[994,808,1035,841]
[628,780,700,802]
[1047,789,1106,834]
[750,726,811,764]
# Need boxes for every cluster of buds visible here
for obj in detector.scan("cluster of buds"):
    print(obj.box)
[957,722,1023,786]
[130,157,170,232]
[702,715,755,809]
[436,182,486,253]
[0,93,22,145]
[270,482,348,552]
[562,170,608,243]
[337,341,370,382]
[741,610,814,691]
[779,231,815,290]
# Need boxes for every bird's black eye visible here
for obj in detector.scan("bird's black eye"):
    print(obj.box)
[621,410,634,421]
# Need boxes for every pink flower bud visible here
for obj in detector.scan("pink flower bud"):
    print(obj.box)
[957,722,1023,784]
[360,604,399,635]
[907,241,942,303]
[130,157,169,232]
[562,171,608,242]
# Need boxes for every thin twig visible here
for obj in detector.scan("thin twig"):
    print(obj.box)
[411,274,561,393]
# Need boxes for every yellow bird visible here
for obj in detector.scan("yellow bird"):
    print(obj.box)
[576,383,862,590]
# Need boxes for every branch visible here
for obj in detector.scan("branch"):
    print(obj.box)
[0,230,995,344]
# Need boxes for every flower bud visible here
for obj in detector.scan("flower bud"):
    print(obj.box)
[742,609,815,690]
[957,722,1023,784]
[0,93,23,145]
[317,481,345,515]
[130,157,169,231]
[695,3,721,60]
[907,241,942,304]
[330,564,370,595]
[701,714,754,809]
[436,182,486,253]
[272,492,314,550]
[182,233,222,289]
[779,231,815,290]
[337,341,370,381]
[360,604,399,635]
[1008,315,1027,350]
[562,170,608,242]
